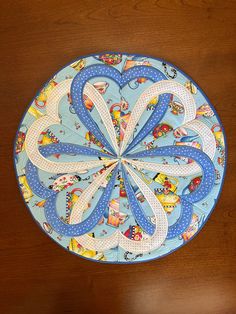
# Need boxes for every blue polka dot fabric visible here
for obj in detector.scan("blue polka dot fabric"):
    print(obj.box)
[14,53,226,263]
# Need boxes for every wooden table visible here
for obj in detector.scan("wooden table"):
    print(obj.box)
[0,1,235,313]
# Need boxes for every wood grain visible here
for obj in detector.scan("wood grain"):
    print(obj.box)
[0,1,235,313]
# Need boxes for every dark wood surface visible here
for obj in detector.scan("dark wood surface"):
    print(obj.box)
[0,1,235,313]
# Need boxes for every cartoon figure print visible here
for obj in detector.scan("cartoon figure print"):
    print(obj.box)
[94,53,122,66]
[211,124,225,166]
[180,214,204,241]
[15,125,27,157]
[109,97,130,144]
[69,237,106,261]
[154,173,180,214]
[34,78,57,108]
[18,174,33,203]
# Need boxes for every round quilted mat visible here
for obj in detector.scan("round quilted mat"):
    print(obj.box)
[14,52,226,263]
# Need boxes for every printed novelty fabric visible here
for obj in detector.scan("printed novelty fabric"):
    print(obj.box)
[14,53,226,263]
